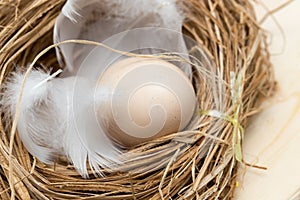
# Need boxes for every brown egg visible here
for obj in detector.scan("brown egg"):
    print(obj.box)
[96,57,196,147]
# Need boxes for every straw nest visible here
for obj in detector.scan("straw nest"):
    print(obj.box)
[0,0,275,199]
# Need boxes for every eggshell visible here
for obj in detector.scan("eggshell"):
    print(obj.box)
[96,57,196,147]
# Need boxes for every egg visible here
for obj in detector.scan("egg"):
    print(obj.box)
[96,57,196,147]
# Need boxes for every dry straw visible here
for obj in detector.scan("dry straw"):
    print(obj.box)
[0,0,275,199]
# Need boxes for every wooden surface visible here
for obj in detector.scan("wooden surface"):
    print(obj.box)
[234,1,300,199]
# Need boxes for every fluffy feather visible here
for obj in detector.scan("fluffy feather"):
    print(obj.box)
[1,70,120,177]
[1,70,64,163]
[54,0,192,78]
[60,76,121,177]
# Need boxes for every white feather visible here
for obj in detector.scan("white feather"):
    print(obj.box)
[1,70,120,177]
[54,0,192,78]
[1,70,64,163]
[59,76,121,177]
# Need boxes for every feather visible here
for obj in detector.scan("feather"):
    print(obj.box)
[60,76,121,177]
[54,0,192,78]
[1,70,120,177]
[1,70,64,163]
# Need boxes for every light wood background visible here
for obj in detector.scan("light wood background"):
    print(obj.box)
[234,1,300,199]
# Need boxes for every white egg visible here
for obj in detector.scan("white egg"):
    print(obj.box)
[96,57,196,147]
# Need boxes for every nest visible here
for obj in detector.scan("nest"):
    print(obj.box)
[0,0,275,199]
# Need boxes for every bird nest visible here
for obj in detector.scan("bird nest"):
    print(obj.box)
[0,0,275,199]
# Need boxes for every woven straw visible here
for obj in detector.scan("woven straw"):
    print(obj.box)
[0,0,275,199]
